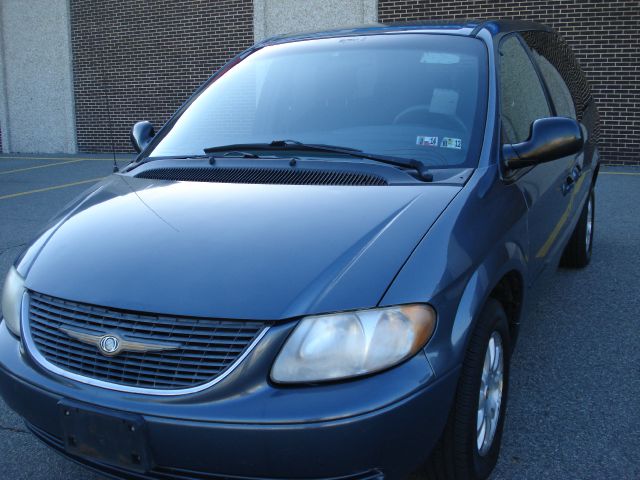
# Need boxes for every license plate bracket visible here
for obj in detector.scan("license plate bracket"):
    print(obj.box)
[59,400,153,472]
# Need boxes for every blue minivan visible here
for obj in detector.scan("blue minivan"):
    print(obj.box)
[0,20,599,480]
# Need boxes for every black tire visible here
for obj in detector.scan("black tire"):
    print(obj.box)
[424,299,511,480]
[561,188,595,268]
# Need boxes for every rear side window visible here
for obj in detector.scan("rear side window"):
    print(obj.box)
[531,50,576,119]
[523,30,600,146]
[499,35,550,144]
[521,31,588,121]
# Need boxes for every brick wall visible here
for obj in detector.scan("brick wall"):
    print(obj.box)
[70,0,254,152]
[379,0,640,165]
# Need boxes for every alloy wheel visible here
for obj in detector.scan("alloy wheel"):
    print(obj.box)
[586,195,594,252]
[477,331,504,456]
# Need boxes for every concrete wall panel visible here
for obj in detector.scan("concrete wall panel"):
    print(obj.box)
[255,0,378,41]
[0,0,76,153]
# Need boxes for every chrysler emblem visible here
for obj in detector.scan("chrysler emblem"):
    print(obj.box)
[59,327,181,357]
[99,335,120,355]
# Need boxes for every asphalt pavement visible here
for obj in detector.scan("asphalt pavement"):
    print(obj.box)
[0,154,638,479]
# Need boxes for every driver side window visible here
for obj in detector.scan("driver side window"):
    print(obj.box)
[499,35,551,144]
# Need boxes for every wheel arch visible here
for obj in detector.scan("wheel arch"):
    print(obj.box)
[487,270,524,346]
[425,241,528,376]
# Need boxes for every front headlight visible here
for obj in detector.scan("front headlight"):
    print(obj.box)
[1,266,25,337]
[271,304,436,383]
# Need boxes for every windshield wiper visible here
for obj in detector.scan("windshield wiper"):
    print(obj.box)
[204,140,433,181]
[221,151,260,159]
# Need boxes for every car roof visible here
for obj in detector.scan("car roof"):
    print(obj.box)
[258,19,553,46]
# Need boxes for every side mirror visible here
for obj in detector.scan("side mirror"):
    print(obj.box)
[502,117,583,170]
[130,121,155,153]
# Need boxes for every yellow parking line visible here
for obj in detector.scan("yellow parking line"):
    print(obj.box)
[0,177,104,201]
[0,158,87,175]
[600,171,640,176]
[0,156,117,162]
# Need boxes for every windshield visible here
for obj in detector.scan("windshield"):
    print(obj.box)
[148,34,488,168]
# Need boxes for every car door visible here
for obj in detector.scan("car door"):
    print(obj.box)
[498,34,574,279]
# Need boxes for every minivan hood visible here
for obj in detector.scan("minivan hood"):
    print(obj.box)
[20,175,460,320]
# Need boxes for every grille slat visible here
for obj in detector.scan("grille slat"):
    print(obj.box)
[30,299,255,336]
[32,333,241,370]
[30,309,255,345]
[134,166,388,186]
[39,351,218,382]
[38,351,216,383]
[28,292,265,391]
[31,325,241,366]
[30,315,253,349]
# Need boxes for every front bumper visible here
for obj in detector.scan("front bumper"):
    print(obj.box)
[0,321,459,480]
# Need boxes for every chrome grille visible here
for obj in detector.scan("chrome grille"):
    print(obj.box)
[26,291,265,392]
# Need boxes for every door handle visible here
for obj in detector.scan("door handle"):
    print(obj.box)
[572,164,582,180]
[562,174,575,195]
[562,166,581,195]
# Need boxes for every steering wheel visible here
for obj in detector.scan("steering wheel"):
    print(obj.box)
[393,105,468,133]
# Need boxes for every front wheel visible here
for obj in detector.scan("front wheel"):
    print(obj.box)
[561,188,595,268]
[424,299,511,480]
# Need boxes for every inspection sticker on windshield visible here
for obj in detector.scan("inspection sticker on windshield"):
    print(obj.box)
[416,136,438,146]
[440,137,462,149]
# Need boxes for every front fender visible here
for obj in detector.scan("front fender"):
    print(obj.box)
[442,244,526,374]
[380,165,529,376]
